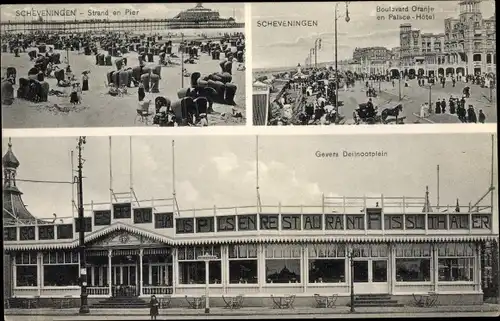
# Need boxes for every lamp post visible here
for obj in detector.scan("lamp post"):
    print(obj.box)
[428,83,433,110]
[77,136,89,314]
[334,1,351,115]
[198,253,217,314]
[348,249,356,313]
[181,33,184,88]
[314,38,322,68]
[309,48,316,67]
[398,75,402,101]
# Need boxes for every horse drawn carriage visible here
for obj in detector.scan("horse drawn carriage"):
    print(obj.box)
[354,101,405,125]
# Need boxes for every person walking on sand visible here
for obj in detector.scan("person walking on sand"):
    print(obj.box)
[138,82,145,102]
[82,71,89,91]
[149,295,159,320]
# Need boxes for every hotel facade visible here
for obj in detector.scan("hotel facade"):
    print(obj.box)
[395,0,496,78]
[3,142,499,307]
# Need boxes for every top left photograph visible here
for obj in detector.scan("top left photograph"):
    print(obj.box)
[0,3,246,128]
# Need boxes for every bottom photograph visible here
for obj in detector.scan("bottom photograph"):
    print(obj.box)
[2,134,498,315]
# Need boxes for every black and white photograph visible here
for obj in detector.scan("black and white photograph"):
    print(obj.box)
[3,133,499,319]
[252,1,496,126]
[1,3,246,128]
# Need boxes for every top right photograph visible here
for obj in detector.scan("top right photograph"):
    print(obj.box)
[251,0,496,126]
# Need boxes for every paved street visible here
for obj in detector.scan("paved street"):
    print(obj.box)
[5,304,499,320]
[5,311,500,320]
[335,78,496,125]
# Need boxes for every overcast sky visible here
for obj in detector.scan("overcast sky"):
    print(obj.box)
[252,0,495,69]
[2,134,496,220]
[0,3,244,23]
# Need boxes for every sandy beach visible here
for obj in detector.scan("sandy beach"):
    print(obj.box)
[2,41,246,128]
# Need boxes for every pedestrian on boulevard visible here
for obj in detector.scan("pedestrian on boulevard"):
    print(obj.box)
[150,295,159,320]
[479,110,486,123]
[449,97,456,114]
[435,99,441,114]
[452,77,456,87]
[467,105,477,123]
[441,98,447,114]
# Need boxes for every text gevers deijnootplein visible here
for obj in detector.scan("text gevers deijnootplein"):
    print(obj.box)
[315,150,388,158]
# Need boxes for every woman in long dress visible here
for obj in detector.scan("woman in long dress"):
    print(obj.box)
[82,72,89,91]
[149,295,159,320]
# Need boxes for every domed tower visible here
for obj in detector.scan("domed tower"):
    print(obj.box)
[459,0,483,74]
[3,138,38,224]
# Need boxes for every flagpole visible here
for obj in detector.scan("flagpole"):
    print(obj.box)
[256,135,262,237]
[172,140,176,201]
[491,134,495,213]
[109,137,113,204]
[256,136,260,212]
[130,136,133,199]
[172,140,180,216]
[437,165,440,211]
[71,150,75,219]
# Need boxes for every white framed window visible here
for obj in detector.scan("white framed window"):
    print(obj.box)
[15,252,37,287]
[228,244,258,284]
[42,251,79,286]
[88,265,108,287]
[438,243,474,282]
[395,244,432,282]
[178,246,221,285]
[265,244,302,284]
[308,244,345,283]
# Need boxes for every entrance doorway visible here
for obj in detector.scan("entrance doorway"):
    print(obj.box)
[353,259,388,294]
[112,264,138,297]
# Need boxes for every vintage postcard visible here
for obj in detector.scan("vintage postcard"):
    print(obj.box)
[1,1,499,320]
[1,3,246,128]
[252,1,496,126]
[2,133,498,317]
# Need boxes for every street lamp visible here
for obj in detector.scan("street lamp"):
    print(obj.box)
[314,38,322,68]
[310,48,315,69]
[77,136,89,314]
[181,33,185,88]
[347,249,356,313]
[198,253,218,314]
[428,83,434,110]
[398,76,402,101]
[334,1,351,115]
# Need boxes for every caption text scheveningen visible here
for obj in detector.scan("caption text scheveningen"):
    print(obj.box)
[375,5,436,21]
[256,20,319,28]
[315,150,389,159]
[15,8,140,18]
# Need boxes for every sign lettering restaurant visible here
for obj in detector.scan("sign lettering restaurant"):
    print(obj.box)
[2,142,497,307]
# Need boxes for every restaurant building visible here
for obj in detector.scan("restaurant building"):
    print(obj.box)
[3,141,498,307]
